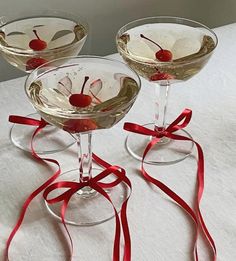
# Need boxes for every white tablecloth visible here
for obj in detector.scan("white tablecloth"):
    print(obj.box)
[0,23,236,261]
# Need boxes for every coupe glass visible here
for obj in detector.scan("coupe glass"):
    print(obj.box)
[116,16,217,164]
[0,10,88,154]
[25,56,141,225]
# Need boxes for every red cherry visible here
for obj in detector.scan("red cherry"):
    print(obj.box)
[63,119,97,133]
[155,49,172,62]
[140,34,172,62]
[69,94,92,107]
[29,30,47,51]
[29,39,47,51]
[69,76,92,108]
[26,57,48,71]
[150,71,174,81]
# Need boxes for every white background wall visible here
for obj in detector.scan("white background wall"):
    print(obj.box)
[0,0,236,81]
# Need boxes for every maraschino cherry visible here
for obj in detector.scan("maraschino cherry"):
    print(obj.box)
[140,34,172,62]
[26,57,48,71]
[69,76,92,107]
[29,30,47,51]
[63,119,97,133]
[150,68,174,81]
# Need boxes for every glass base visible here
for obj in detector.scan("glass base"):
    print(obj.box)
[45,168,130,226]
[9,113,75,154]
[125,123,193,165]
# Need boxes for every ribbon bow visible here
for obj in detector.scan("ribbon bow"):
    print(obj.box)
[124,108,192,139]
[43,160,131,261]
[6,115,132,261]
[124,109,217,261]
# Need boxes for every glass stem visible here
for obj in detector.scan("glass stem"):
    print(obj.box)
[75,132,92,183]
[154,82,170,133]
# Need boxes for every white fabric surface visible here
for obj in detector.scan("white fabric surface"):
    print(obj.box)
[0,23,236,261]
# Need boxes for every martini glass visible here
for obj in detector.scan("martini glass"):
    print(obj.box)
[116,16,217,164]
[0,10,88,154]
[25,56,141,225]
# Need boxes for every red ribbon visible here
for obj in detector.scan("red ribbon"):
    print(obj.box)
[9,115,48,128]
[124,109,217,261]
[6,115,131,261]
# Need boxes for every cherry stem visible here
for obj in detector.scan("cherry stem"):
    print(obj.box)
[33,30,41,40]
[58,81,65,87]
[140,34,163,51]
[81,76,89,94]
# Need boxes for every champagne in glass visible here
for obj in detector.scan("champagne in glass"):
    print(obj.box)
[0,11,88,154]
[116,17,217,164]
[25,56,141,225]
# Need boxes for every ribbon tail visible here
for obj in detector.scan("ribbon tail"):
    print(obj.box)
[169,133,217,260]
[90,182,121,261]
[121,199,131,261]
[5,163,60,260]
[61,196,74,261]
[5,125,61,260]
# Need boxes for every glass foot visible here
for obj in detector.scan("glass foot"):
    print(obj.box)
[45,168,130,226]
[10,113,75,154]
[125,123,194,165]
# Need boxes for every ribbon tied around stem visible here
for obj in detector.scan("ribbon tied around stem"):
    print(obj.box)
[43,163,132,261]
[6,114,132,261]
[124,108,192,139]
[124,108,217,261]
